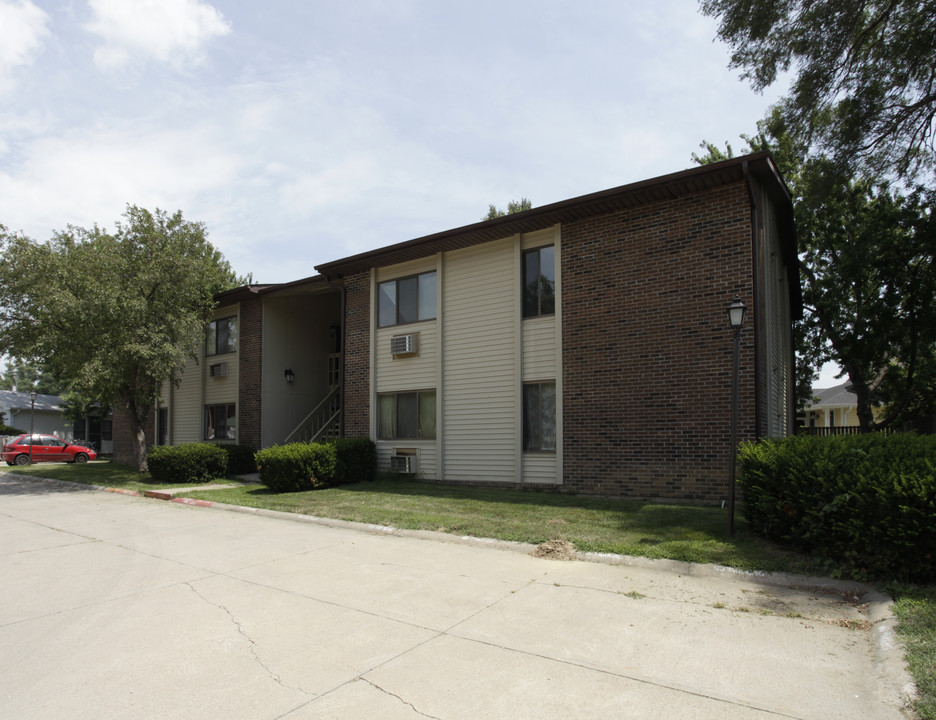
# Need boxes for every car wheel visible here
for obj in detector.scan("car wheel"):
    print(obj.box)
[73,453,89,464]
[14,454,30,466]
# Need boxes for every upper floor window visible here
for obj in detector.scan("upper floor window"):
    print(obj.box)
[378,271,436,327]
[522,246,555,318]
[206,316,237,356]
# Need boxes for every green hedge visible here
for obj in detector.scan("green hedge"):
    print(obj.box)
[147,443,228,484]
[255,442,337,492]
[329,437,377,485]
[219,444,258,475]
[0,425,25,436]
[738,433,936,582]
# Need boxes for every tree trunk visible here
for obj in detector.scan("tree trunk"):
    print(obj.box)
[133,423,148,473]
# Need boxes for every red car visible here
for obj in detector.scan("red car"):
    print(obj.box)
[2,434,97,466]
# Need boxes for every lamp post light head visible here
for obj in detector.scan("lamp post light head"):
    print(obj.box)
[727,296,747,329]
[284,368,295,384]
[29,390,37,402]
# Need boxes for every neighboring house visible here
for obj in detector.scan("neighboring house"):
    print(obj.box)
[0,390,113,454]
[0,391,71,438]
[114,152,800,502]
[798,382,885,431]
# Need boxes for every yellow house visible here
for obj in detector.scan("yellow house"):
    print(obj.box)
[800,382,883,429]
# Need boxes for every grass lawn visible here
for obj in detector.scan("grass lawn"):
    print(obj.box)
[179,478,816,575]
[893,586,936,720]
[4,462,933,717]
[0,460,249,494]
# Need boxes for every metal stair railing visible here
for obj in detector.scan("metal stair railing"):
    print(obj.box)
[283,386,341,444]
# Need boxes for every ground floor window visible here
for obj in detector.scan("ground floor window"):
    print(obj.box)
[378,390,436,440]
[523,382,556,451]
[205,404,236,440]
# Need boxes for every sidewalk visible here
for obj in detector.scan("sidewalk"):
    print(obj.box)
[0,472,915,719]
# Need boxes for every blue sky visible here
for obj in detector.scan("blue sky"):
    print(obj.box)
[0,0,844,386]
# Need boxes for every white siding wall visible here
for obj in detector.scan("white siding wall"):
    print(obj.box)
[368,228,563,485]
[442,237,519,483]
[172,356,203,443]
[374,257,439,477]
[520,227,562,484]
[761,194,793,437]
[166,303,239,444]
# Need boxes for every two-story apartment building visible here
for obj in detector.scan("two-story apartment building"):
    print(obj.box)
[114,152,799,502]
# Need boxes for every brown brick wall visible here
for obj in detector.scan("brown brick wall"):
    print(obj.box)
[238,297,263,449]
[342,271,371,437]
[561,183,756,501]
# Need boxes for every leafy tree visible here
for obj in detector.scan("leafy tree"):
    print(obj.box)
[694,120,936,429]
[0,357,68,395]
[700,0,936,178]
[0,205,242,471]
[483,197,532,220]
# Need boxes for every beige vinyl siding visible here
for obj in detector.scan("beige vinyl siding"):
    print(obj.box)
[204,306,239,442]
[522,453,557,484]
[377,443,437,479]
[521,317,556,380]
[442,237,518,483]
[172,356,203,443]
[762,195,793,437]
[375,323,437,392]
[374,258,440,475]
[521,226,562,484]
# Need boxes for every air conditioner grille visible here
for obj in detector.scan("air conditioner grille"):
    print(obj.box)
[209,363,227,377]
[390,455,414,473]
[390,334,418,356]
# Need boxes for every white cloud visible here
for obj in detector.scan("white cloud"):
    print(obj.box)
[0,0,50,89]
[84,0,231,71]
[0,122,243,240]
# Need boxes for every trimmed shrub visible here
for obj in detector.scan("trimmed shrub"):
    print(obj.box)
[255,442,337,492]
[147,443,228,484]
[329,437,377,485]
[738,433,936,582]
[0,424,25,436]
[219,444,258,475]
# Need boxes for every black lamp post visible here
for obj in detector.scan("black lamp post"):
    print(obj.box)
[28,390,37,464]
[726,296,747,537]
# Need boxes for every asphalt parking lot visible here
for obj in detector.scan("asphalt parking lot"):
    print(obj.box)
[0,473,914,719]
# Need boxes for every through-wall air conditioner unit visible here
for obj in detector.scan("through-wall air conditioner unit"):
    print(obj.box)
[390,454,414,474]
[390,333,418,357]
[209,363,227,378]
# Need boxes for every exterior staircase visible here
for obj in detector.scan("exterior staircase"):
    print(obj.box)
[284,386,341,444]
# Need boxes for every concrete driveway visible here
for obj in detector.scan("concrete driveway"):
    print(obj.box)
[0,473,913,719]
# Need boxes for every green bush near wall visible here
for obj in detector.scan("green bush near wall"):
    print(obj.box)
[220,444,258,475]
[0,425,26,436]
[147,443,228,484]
[329,437,377,485]
[738,433,936,582]
[255,442,337,492]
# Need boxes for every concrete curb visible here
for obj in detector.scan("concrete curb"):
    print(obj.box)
[3,470,918,713]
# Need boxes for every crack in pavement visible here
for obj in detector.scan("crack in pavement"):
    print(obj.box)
[361,678,444,719]
[183,582,309,696]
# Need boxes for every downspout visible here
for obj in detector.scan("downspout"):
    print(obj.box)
[742,161,765,439]
[324,274,347,437]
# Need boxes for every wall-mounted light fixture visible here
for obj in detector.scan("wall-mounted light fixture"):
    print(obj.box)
[284,368,296,384]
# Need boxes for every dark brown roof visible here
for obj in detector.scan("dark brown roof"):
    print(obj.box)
[315,151,793,278]
[214,275,329,304]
